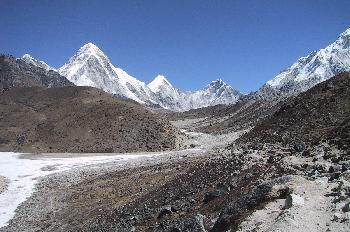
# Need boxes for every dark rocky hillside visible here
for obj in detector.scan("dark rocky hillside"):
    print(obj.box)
[0,86,183,153]
[238,72,350,151]
[0,54,73,90]
[167,100,283,134]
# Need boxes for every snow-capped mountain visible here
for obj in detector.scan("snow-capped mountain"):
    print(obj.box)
[147,75,185,110]
[58,43,156,104]
[57,43,240,110]
[147,76,241,111]
[17,43,242,110]
[187,79,241,109]
[255,28,350,99]
[21,54,56,72]
[148,75,175,93]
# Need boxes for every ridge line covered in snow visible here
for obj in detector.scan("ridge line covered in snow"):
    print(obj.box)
[262,27,350,96]
[56,43,241,110]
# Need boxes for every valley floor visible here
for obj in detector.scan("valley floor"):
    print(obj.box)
[0,148,209,232]
[0,151,174,228]
[0,119,349,232]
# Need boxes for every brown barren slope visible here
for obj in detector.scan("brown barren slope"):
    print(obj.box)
[238,72,350,151]
[0,86,182,153]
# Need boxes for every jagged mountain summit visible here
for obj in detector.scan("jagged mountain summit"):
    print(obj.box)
[57,43,241,111]
[13,43,241,110]
[147,76,242,111]
[21,54,56,72]
[186,79,241,109]
[58,43,157,104]
[255,27,350,99]
[147,75,185,110]
[148,75,174,92]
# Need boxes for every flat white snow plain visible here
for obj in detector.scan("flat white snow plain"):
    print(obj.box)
[0,152,164,228]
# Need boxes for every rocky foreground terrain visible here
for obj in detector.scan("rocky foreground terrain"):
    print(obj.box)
[0,86,183,153]
[1,73,349,232]
[238,72,350,152]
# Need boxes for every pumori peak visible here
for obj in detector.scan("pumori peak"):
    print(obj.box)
[78,43,105,56]
[58,43,156,104]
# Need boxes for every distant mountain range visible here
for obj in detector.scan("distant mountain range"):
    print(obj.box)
[148,75,241,111]
[20,43,241,111]
[14,27,350,110]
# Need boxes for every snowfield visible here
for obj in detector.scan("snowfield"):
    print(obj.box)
[0,152,163,228]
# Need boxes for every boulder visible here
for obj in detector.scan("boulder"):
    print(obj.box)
[333,212,342,221]
[285,194,304,209]
[293,143,305,152]
[203,190,223,203]
[158,205,173,218]
[342,202,350,212]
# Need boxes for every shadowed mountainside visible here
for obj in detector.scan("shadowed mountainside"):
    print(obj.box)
[0,55,73,90]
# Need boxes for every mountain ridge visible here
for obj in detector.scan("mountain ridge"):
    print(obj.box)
[252,27,350,99]
[22,54,57,72]
[0,54,73,90]
[0,86,182,153]
[54,43,242,111]
[15,27,350,110]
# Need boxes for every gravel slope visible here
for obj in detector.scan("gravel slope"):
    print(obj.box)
[0,86,183,153]
[238,72,350,152]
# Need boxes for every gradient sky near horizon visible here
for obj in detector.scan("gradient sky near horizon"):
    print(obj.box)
[0,0,349,93]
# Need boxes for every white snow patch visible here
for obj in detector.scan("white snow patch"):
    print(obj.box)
[0,152,162,228]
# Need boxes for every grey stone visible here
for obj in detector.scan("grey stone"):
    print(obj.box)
[285,194,305,209]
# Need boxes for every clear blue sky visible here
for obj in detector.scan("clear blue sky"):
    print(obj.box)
[0,0,349,93]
